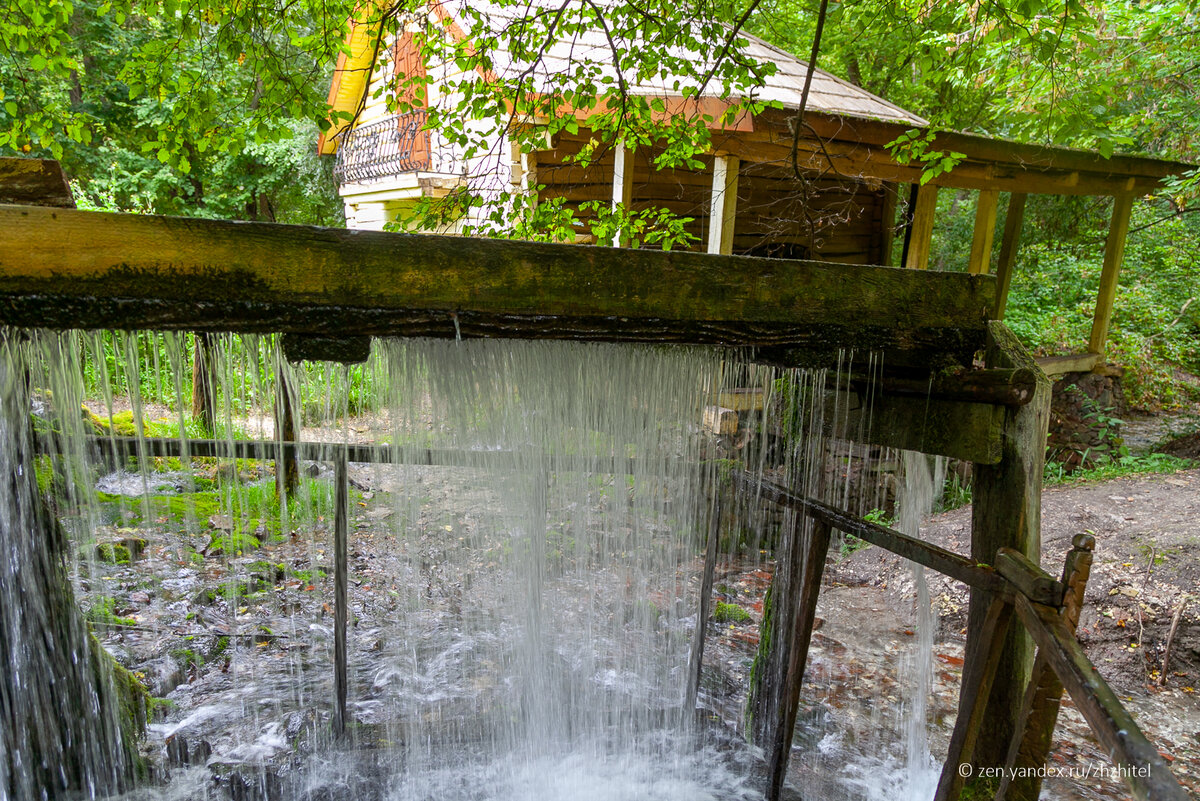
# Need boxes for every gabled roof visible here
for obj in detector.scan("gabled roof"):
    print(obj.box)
[320,0,926,153]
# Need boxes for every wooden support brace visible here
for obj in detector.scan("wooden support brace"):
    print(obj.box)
[333,452,349,738]
[968,189,1000,275]
[1088,192,1135,358]
[707,154,739,255]
[766,519,833,801]
[993,193,1027,319]
[1012,595,1189,801]
[997,533,1095,801]
[191,333,216,431]
[686,493,723,712]
[904,184,939,270]
[933,597,1014,801]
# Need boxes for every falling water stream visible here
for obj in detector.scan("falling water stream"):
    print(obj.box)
[2,329,954,801]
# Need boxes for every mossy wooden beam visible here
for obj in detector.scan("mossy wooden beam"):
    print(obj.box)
[0,158,75,208]
[0,205,993,365]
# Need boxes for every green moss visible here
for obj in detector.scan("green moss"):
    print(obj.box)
[960,776,1000,800]
[88,634,149,778]
[95,542,132,564]
[86,596,137,627]
[713,600,752,624]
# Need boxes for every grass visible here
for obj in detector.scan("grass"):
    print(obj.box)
[1044,452,1195,486]
[713,600,752,624]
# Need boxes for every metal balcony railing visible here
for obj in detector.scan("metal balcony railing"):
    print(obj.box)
[333,112,449,185]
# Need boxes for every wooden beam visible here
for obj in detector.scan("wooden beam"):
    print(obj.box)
[735,473,1009,595]
[0,157,75,208]
[993,193,1027,319]
[904,184,939,269]
[1013,595,1189,801]
[686,494,722,711]
[995,548,1064,607]
[1088,192,1135,358]
[968,321,1052,768]
[611,142,635,246]
[1037,352,1101,377]
[0,205,995,366]
[968,189,1000,275]
[707,154,739,255]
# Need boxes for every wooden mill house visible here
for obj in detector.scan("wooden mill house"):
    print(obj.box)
[319,1,1192,375]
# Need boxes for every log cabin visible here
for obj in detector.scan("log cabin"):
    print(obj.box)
[318,0,1195,371]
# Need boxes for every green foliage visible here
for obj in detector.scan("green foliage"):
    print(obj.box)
[1043,452,1195,486]
[713,600,752,624]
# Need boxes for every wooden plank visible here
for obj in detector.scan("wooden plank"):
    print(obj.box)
[1037,353,1101,377]
[1013,595,1189,801]
[993,193,1027,319]
[0,157,75,208]
[999,533,1096,801]
[848,392,1005,464]
[904,184,939,269]
[707,154,739,255]
[968,189,1000,275]
[934,597,1014,801]
[1088,192,1135,357]
[0,205,995,365]
[968,321,1052,767]
[611,143,635,246]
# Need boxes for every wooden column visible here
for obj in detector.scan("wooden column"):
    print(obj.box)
[511,142,539,208]
[191,333,216,431]
[611,143,635,247]
[904,184,939,270]
[274,367,299,498]
[333,452,349,738]
[1087,192,1135,358]
[707,154,739,255]
[686,492,723,711]
[877,182,898,266]
[993,193,1027,319]
[934,597,1014,801]
[967,322,1050,770]
[967,189,1000,275]
[766,518,833,801]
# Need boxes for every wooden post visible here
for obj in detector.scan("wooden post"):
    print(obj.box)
[333,452,349,738]
[190,333,216,431]
[993,193,1027,319]
[511,142,539,208]
[611,143,635,247]
[967,189,1000,275]
[967,322,1050,769]
[707,154,739,255]
[1087,192,1135,358]
[686,492,722,712]
[877,182,898,266]
[904,184,939,270]
[274,367,300,498]
[933,597,1014,801]
[766,518,833,801]
[997,533,1095,801]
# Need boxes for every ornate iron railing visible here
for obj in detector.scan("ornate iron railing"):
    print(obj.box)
[333,112,449,185]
